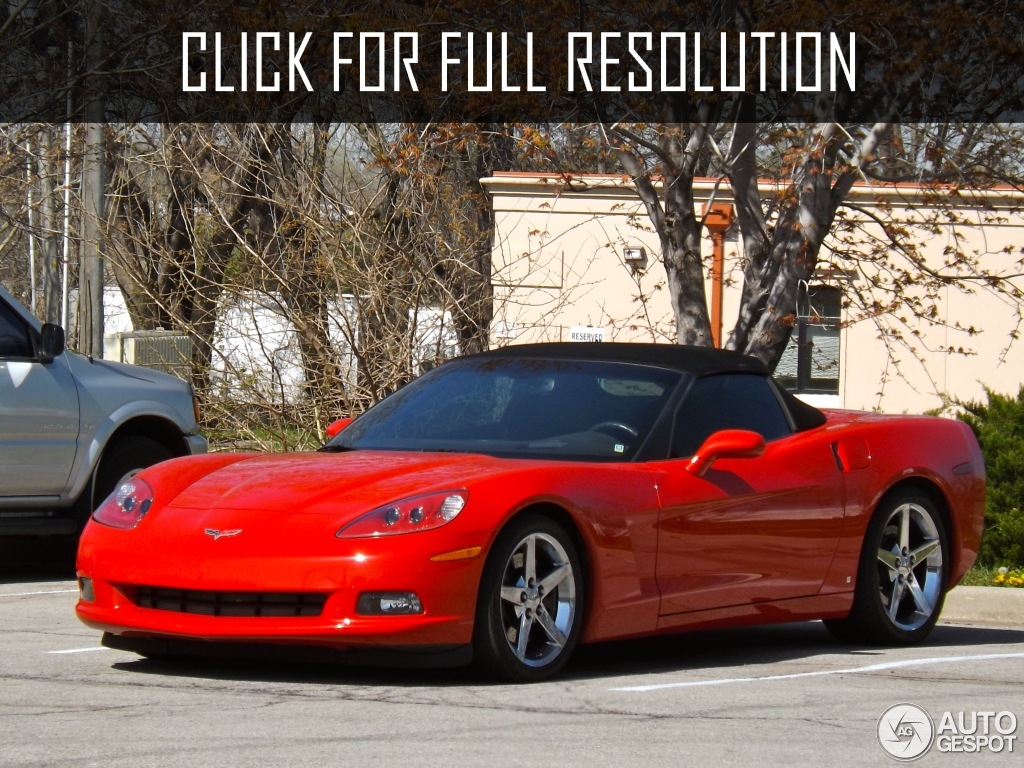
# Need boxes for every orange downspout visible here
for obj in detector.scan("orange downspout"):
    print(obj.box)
[702,203,734,348]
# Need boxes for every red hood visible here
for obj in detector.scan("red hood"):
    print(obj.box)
[166,450,510,514]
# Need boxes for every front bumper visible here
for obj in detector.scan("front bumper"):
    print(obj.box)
[185,433,209,455]
[76,525,487,653]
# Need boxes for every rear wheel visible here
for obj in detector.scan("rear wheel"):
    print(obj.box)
[474,515,584,682]
[825,488,948,644]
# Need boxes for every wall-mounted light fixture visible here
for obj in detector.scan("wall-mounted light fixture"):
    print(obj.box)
[623,246,648,272]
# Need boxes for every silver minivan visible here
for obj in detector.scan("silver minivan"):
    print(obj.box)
[0,284,206,536]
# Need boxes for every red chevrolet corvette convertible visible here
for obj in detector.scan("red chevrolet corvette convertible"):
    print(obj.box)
[76,343,985,681]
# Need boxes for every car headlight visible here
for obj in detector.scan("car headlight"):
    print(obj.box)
[336,490,467,538]
[92,478,154,530]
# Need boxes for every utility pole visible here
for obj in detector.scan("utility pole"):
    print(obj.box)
[39,129,61,325]
[78,4,105,357]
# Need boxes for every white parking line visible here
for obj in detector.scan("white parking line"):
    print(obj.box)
[0,588,78,598]
[611,652,1024,692]
[46,647,109,655]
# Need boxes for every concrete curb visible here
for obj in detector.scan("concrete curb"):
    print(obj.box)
[941,586,1024,628]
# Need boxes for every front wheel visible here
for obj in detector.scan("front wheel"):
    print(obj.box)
[825,488,949,645]
[473,515,584,682]
[93,436,176,511]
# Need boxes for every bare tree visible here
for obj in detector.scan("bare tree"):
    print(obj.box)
[602,0,1024,368]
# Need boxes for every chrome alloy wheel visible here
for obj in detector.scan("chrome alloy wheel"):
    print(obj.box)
[497,532,577,668]
[876,500,944,632]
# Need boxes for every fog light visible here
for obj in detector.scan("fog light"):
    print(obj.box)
[79,577,95,602]
[356,592,423,615]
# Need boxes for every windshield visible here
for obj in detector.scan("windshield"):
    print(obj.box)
[327,357,683,461]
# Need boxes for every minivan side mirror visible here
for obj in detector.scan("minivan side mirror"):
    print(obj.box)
[686,429,766,477]
[38,323,65,363]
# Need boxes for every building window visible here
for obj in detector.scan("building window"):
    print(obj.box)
[775,284,841,395]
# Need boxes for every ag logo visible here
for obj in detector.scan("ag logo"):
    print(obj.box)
[878,703,935,761]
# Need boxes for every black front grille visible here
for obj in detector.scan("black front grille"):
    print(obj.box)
[133,586,327,617]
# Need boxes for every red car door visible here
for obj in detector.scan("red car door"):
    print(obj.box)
[653,374,845,616]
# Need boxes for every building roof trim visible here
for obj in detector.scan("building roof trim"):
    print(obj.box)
[481,171,1024,205]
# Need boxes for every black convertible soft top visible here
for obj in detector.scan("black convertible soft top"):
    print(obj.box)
[475,342,827,432]
[478,341,767,377]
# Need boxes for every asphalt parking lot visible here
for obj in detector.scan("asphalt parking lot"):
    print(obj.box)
[2,545,1023,768]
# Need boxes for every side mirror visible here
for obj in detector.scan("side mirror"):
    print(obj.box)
[686,429,765,477]
[325,417,354,439]
[38,323,65,363]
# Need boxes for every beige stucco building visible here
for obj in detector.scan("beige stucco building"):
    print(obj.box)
[482,171,1024,414]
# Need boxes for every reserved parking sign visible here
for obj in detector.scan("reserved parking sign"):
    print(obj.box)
[568,326,606,342]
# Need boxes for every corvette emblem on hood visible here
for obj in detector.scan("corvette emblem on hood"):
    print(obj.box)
[204,528,242,540]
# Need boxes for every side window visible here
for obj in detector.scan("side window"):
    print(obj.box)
[0,301,34,359]
[671,373,792,458]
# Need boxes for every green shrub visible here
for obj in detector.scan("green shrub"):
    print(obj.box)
[957,386,1024,567]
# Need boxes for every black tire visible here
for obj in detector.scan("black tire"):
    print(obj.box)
[473,514,585,682]
[92,435,176,511]
[824,488,949,645]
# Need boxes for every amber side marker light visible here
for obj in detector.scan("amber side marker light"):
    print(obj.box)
[429,546,483,562]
